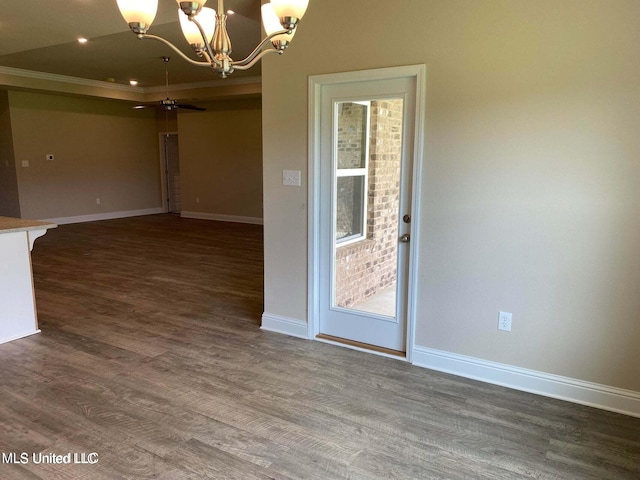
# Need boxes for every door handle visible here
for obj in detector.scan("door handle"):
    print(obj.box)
[399,233,410,243]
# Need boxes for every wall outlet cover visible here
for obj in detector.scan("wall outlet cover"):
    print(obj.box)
[498,311,513,332]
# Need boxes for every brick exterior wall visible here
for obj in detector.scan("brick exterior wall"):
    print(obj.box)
[335,102,367,240]
[335,98,404,310]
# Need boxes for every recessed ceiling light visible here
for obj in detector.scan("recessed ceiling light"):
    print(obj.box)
[77,37,88,44]
[129,80,139,86]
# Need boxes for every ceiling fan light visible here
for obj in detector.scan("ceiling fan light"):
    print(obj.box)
[179,7,216,47]
[117,0,158,31]
[262,3,295,46]
[271,0,309,27]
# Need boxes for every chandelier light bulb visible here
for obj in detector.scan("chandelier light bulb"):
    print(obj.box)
[271,0,309,27]
[179,7,216,47]
[116,0,158,32]
[262,3,295,48]
[176,0,207,17]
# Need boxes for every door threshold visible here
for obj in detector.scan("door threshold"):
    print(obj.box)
[316,334,406,358]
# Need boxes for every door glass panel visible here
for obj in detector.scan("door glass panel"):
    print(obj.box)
[337,102,368,169]
[333,98,404,318]
[336,176,365,242]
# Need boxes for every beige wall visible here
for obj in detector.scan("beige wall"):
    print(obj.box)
[4,89,262,222]
[262,0,640,391]
[9,91,162,220]
[178,97,263,220]
[0,91,20,217]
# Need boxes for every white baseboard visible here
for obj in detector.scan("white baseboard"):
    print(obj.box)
[181,211,263,225]
[412,345,640,418]
[43,207,164,225]
[261,313,309,339]
[0,329,41,345]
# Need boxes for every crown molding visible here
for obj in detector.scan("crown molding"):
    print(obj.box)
[0,66,261,101]
[0,65,139,92]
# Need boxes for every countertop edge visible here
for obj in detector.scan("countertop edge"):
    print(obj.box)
[0,217,58,234]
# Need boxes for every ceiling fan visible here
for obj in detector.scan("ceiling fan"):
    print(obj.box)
[160,56,205,111]
[135,57,206,112]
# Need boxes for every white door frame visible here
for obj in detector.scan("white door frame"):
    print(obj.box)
[307,65,426,362]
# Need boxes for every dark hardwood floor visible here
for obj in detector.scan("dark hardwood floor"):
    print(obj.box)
[1,214,638,479]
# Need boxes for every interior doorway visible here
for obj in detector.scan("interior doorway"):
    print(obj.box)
[160,133,181,214]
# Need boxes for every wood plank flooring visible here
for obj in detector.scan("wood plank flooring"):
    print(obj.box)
[1,214,638,479]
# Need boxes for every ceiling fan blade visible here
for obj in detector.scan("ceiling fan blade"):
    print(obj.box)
[176,104,206,111]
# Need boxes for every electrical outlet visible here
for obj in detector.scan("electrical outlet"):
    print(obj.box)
[96,198,101,205]
[46,154,54,161]
[498,311,512,332]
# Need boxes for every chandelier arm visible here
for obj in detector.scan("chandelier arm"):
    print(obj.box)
[189,16,218,66]
[231,29,292,67]
[198,49,214,65]
[137,34,213,67]
[232,49,283,71]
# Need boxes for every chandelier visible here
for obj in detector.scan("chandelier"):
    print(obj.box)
[116,0,309,78]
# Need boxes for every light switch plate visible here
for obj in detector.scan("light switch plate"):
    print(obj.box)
[21,160,29,167]
[283,170,301,186]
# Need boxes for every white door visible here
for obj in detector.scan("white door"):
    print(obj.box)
[317,74,419,353]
